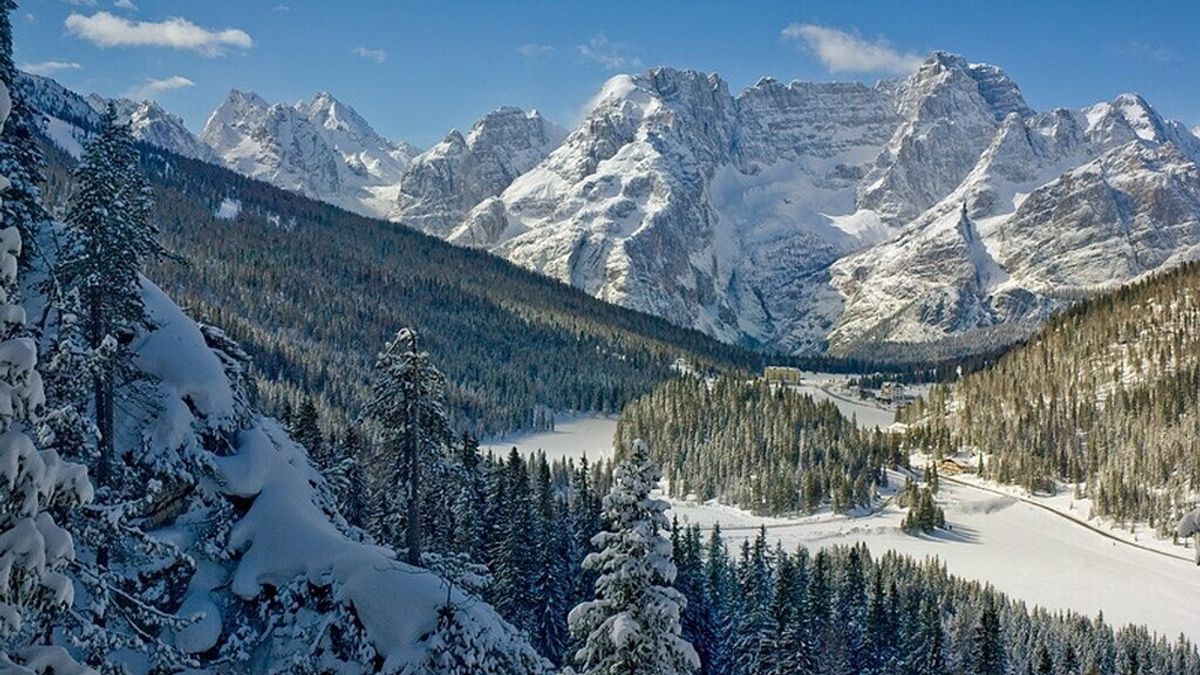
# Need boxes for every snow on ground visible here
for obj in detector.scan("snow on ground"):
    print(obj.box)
[786,371,901,429]
[669,478,1200,643]
[214,197,242,220]
[499,394,1200,643]
[483,414,617,463]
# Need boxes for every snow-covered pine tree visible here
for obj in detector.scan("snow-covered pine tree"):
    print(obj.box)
[289,397,326,469]
[56,103,164,487]
[0,1,48,263]
[360,327,450,565]
[568,439,698,675]
[0,78,93,675]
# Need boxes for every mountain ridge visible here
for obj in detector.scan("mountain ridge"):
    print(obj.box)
[22,56,1200,360]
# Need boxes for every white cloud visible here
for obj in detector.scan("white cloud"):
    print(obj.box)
[577,33,641,70]
[352,46,387,64]
[517,43,554,58]
[127,75,195,100]
[1116,40,1180,64]
[20,60,83,76]
[113,0,137,10]
[64,11,252,57]
[781,23,922,75]
[61,0,98,6]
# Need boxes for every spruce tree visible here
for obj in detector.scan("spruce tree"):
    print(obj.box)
[0,0,48,261]
[0,80,92,671]
[568,439,699,674]
[360,327,449,565]
[57,104,164,487]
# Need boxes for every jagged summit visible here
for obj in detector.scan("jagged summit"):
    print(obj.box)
[199,88,420,217]
[24,55,1200,359]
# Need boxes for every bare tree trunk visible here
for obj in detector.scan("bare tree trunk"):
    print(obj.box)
[405,398,421,566]
[90,285,112,487]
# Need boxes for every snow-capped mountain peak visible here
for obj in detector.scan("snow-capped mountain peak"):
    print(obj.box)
[390,105,565,236]
[199,88,421,217]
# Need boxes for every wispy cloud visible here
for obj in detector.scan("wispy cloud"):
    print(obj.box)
[1116,40,1181,64]
[517,43,555,58]
[577,33,641,70]
[113,0,137,11]
[273,4,291,11]
[64,11,252,57]
[126,74,195,100]
[352,46,387,64]
[61,0,98,6]
[781,23,922,75]
[20,60,83,76]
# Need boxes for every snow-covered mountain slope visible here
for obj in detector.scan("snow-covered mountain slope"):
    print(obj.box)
[447,69,902,352]
[17,72,214,163]
[391,107,564,237]
[828,92,1200,352]
[200,90,419,218]
[439,53,1200,357]
[89,95,218,163]
[98,275,548,671]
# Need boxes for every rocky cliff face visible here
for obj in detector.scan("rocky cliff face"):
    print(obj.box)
[442,53,1200,357]
[391,107,563,236]
[199,90,419,217]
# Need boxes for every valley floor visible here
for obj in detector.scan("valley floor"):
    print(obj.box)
[486,375,1200,643]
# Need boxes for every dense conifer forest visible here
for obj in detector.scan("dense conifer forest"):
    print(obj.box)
[615,377,904,514]
[37,138,760,437]
[900,261,1200,532]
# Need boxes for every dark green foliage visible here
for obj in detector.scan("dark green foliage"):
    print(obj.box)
[900,480,945,534]
[0,0,50,259]
[37,135,759,440]
[616,377,903,514]
[902,261,1200,531]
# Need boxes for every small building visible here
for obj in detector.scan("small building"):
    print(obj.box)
[938,458,970,475]
[764,366,803,386]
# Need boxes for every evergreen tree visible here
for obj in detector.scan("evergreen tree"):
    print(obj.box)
[0,0,48,260]
[915,595,947,675]
[974,597,1006,675]
[0,87,92,672]
[360,327,450,565]
[489,448,534,633]
[568,439,699,675]
[290,397,326,468]
[57,104,164,487]
[701,525,733,675]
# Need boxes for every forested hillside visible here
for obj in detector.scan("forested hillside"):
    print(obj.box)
[900,261,1200,530]
[38,138,759,436]
[616,377,903,513]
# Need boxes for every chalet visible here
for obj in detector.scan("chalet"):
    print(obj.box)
[938,458,971,475]
[763,366,803,386]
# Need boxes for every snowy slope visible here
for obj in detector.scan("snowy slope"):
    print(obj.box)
[106,279,548,671]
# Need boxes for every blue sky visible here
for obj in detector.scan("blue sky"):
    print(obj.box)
[15,0,1200,147]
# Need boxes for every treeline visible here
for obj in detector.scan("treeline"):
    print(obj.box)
[900,261,1200,531]
[615,377,904,514]
[35,135,760,438]
[674,532,1199,675]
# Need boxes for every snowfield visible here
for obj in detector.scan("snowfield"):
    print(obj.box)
[483,414,619,463]
[500,386,1200,643]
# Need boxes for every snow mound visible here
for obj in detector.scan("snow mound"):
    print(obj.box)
[126,278,548,671]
